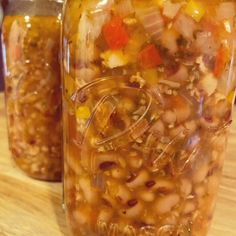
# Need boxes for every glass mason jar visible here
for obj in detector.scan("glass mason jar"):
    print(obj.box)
[1,0,63,181]
[62,1,236,235]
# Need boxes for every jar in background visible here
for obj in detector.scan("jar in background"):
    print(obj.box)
[62,0,236,235]
[1,0,63,181]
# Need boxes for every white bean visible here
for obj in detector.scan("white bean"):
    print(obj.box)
[207,175,220,194]
[194,184,206,198]
[120,202,143,219]
[198,73,218,97]
[126,170,149,188]
[151,178,175,193]
[73,206,91,225]
[183,200,196,214]
[169,125,185,137]
[111,168,127,179]
[97,208,113,223]
[162,110,177,124]
[138,190,155,202]
[155,194,180,215]
[180,178,192,197]
[116,185,132,204]
[193,162,209,183]
[184,120,197,134]
[128,155,143,169]
[79,177,99,204]
[149,119,165,135]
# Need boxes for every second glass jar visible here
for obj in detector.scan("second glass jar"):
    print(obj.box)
[1,0,63,181]
[62,0,236,235]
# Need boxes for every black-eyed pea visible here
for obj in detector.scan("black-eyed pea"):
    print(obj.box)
[120,201,143,219]
[141,214,156,225]
[193,162,209,183]
[102,194,117,207]
[111,168,127,179]
[162,211,179,225]
[75,192,83,202]
[126,170,149,188]
[197,73,218,97]
[149,119,165,136]
[97,207,114,223]
[212,134,227,152]
[79,177,99,205]
[207,175,220,194]
[194,184,206,198]
[183,200,196,215]
[91,152,118,172]
[154,194,180,215]
[171,96,191,123]
[116,185,132,204]
[138,190,155,202]
[162,110,177,124]
[128,155,143,169]
[184,120,197,134]
[199,116,220,130]
[118,157,127,168]
[169,125,185,137]
[149,178,175,193]
[180,178,192,197]
[73,205,92,225]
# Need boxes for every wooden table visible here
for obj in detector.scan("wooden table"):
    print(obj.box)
[0,92,235,236]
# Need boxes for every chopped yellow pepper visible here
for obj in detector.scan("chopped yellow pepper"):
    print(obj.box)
[76,106,91,120]
[142,69,159,85]
[185,0,206,22]
[227,91,235,104]
[153,0,167,7]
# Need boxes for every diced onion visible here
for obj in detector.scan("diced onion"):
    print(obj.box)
[195,31,219,56]
[136,7,164,40]
[163,1,182,19]
[116,0,135,17]
[216,2,236,21]
[174,13,197,39]
[161,29,179,54]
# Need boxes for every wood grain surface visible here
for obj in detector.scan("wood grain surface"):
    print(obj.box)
[0,92,235,236]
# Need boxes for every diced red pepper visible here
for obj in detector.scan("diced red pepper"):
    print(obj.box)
[214,46,229,78]
[138,44,162,69]
[103,16,129,50]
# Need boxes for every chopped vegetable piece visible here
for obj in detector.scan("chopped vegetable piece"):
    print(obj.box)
[76,106,91,120]
[185,0,206,22]
[216,2,236,21]
[214,46,229,78]
[227,90,235,104]
[142,69,159,85]
[223,20,232,33]
[161,28,179,54]
[163,1,182,19]
[153,0,167,7]
[102,16,129,50]
[101,50,129,68]
[136,7,164,40]
[138,44,162,69]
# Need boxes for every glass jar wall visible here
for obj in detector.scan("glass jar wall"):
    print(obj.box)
[62,0,236,235]
[1,0,63,181]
